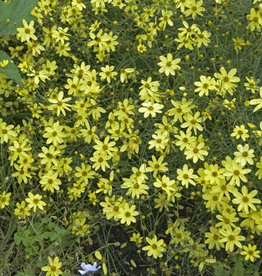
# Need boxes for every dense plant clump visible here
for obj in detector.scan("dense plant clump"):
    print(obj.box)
[1,0,262,275]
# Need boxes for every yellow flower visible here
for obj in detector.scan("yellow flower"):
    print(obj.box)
[232,185,261,214]
[222,156,251,186]
[121,177,149,199]
[231,125,249,141]
[40,171,61,193]
[158,53,181,76]
[99,65,118,83]
[247,8,262,31]
[139,101,164,118]
[234,144,255,166]
[148,132,169,152]
[48,91,72,117]
[194,75,216,97]
[25,192,46,212]
[147,155,168,177]
[130,232,143,244]
[41,256,62,276]
[90,152,111,172]
[184,140,208,163]
[43,121,66,146]
[177,164,197,188]
[214,67,240,95]
[142,235,166,259]
[0,191,11,209]
[181,111,203,135]
[0,59,9,69]
[14,201,30,219]
[116,203,139,225]
[205,226,224,250]
[184,0,205,19]
[154,175,176,198]
[16,19,37,42]
[204,163,225,185]
[241,244,260,262]
[232,38,245,54]
[119,67,135,83]
[137,43,147,53]
[0,120,17,144]
[220,227,245,252]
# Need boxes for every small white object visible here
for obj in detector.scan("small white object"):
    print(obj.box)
[78,262,101,275]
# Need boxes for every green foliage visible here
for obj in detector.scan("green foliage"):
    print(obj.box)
[14,217,70,255]
[0,0,37,36]
[0,50,22,86]
[214,256,245,276]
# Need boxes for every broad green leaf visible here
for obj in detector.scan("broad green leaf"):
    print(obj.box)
[16,269,36,276]
[0,0,37,37]
[0,50,22,86]
[233,258,245,276]
[214,264,230,276]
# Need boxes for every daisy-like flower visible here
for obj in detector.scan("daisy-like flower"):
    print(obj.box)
[48,91,72,117]
[194,75,216,97]
[41,256,62,276]
[220,227,245,252]
[214,67,240,95]
[177,164,198,188]
[117,203,139,225]
[240,244,260,262]
[232,185,261,214]
[137,43,147,53]
[138,101,164,118]
[17,19,37,42]
[142,235,166,259]
[234,144,255,166]
[222,157,251,186]
[25,192,46,212]
[78,262,101,275]
[158,53,181,76]
[231,125,249,141]
[184,0,205,19]
[0,191,11,209]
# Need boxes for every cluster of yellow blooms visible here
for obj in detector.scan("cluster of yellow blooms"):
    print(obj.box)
[1,0,262,275]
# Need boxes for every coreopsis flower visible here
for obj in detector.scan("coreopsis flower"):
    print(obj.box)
[177,164,198,188]
[184,0,205,19]
[194,75,216,97]
[220,227,245,252]
[116,203,139,225]
[25,192,46,212]
[138,101,164,118]
[0,191,11,209]
[231,125,249,141]
[41,256,62,276]
[142,235,166,259]
[241,244,260,262]
[48,91,72,116]
[158,53,181,76]
[214,67,240,95]
[0,120,17,144]
[232,186,261,213]
[17,19,37,42]
[234,144,255,166]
